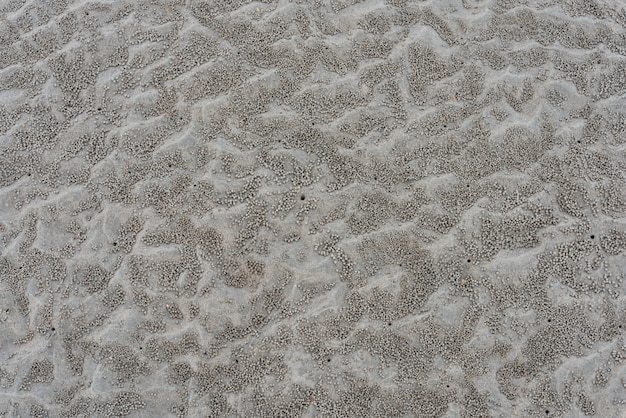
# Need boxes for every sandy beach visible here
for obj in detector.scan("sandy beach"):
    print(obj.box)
[1,0,625,416]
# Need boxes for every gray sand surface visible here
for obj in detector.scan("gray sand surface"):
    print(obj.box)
[1,0,626,416]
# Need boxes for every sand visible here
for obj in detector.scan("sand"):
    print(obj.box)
[1,0,625,416]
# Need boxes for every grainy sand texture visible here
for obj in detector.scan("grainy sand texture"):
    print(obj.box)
[1,0,626,416]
